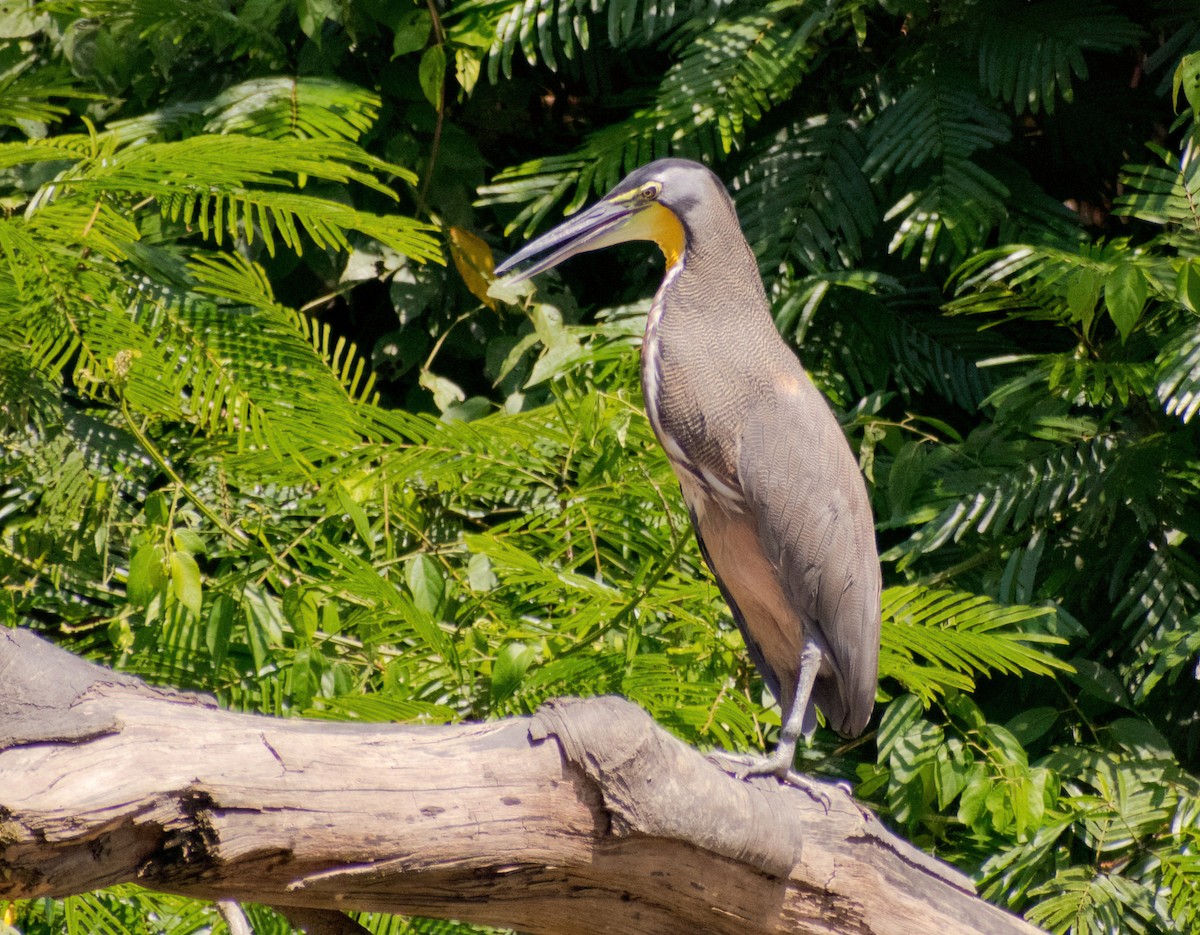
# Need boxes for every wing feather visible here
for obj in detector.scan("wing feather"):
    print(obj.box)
[737,377,881,736]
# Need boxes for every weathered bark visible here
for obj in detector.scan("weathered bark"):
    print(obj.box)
[0,628,1042,934]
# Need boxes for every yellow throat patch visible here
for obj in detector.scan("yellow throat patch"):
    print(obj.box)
[612,198,686,269]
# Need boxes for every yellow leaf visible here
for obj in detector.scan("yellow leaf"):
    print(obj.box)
[449,226,497,310]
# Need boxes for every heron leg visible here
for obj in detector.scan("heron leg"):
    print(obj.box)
[707,638,848,809]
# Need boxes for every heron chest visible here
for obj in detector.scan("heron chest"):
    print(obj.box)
[641,274,747,518]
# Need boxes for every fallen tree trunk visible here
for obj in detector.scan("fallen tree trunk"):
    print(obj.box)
[0,628,1042,934]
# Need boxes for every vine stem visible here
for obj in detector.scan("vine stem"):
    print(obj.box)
[118,395,249,547]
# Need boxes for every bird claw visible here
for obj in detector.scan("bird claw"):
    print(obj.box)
[705,751,850,813]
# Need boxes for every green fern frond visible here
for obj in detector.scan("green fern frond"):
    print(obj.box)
[203,77,381,141]
[971,0,1142,115]
[123,294,375,454]
[53,135,441,261]
[2,250,375,459]
[736,116,876,273]
[0,64,100,130]
[17,886,220,935]
[866,82,1012,268]
[0,239,110,381]
[884,160,1011,269]
[188,252,379,406]
[3,135,439,263]
[1025,867,1158,934]
[1161,834,1200,931]
[62,0,288,60]
[886,437,1114,567]
[860,295,1011,410]
[1115,133,1200,233]
[296,315,380,406]
[1115,546,1200,657]
[1156,318,1200,424]
[0,135,101,171]
[866,81,1011,179]
[880,586,1069,703]
[481,2,837,232]
[186,251,277,307]
[481,0,728,80]
[1145,18,1200,98]
[107,77,381,145]
[949,239,1144,331]
[306,694,459,724]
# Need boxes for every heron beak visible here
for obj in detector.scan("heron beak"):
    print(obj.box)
[494,196,663,284]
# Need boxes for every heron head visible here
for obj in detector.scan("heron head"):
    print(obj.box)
[494,158,725,283]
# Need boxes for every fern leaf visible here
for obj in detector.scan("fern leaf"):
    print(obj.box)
[866,81,1011,178]
[971,0,1142,115]
[885,159,1011,269]
[1116,546,1200,661]
[108,77,381,145]
[866,82,1012,268]
[203,77,381,142]
[886,437,1114,567]
[1156,319,1200,424]
[48,135,441,262]
[735,116,876,273]
[482,3,836,233]
[0,63,100,130]
[881,586,1070,704]
[1115,134,1200,233]
[1025,867,1158,934]
[66,0,287,61]
[481,0,730,80]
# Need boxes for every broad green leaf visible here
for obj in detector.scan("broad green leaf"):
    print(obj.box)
[1066,269,1100,332]
[1005,707,1059,746]
[406,553,445,618]
[934,737,972,810]
[335,483,373,545]
[491,641,535,704]
[419,45,446,111]
[1069,658,1132,709]
[1011,769,1050,841]
[283,585,320,641]
[876,693,923,761]
[242,583,286,673]
[297,0,340,40]
[169,550,202,616]
[1177,261,1200,313]
[127,544,166,606]
[1106,718,1173,759]
[172,528,205,555]
[958,764,992,830]
[1174,51,1200,115]
[205,593,235,670]
[889,719,943,783]
[467,552,498,592]
[1104,263,1146,340]
[391,9,431,59]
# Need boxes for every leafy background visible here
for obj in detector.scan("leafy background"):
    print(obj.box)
[3,0,1200,933]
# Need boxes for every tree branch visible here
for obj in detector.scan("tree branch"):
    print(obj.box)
[0,628,1042,934]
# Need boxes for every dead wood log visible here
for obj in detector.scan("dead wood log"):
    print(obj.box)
[0,628,1042,934]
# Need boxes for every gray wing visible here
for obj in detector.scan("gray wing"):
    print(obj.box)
[737,374,881,737]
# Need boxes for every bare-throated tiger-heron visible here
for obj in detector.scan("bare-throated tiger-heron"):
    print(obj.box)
[494,158,882,783]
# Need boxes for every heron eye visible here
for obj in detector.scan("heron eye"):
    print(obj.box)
[640,183,660,200]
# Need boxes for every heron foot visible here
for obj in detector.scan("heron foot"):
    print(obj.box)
[705,751,850,813]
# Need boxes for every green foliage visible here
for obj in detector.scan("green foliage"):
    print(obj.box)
[477,1,849,231]
[6,1,1200,934]
[969,0,1143,115]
